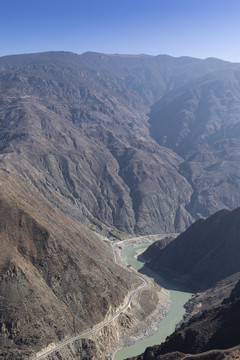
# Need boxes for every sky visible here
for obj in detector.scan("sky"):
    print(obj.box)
[1,0,240,62]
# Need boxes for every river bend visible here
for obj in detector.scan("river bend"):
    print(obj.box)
[114,243,193,360]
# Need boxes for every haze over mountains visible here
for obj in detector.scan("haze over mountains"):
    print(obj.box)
[150,68,240,218]
[0,51,239,235]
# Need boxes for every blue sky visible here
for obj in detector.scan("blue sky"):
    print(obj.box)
[1,0,240,61]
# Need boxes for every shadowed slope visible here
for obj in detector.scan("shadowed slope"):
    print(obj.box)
[150,68,240,218]
[143,208,240,290]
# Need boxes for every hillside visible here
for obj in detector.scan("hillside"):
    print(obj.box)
[0,170,135,359]
[143,208,240,290]
[1,51,240,358]
[0,51,234,234]
[149,68,240,218]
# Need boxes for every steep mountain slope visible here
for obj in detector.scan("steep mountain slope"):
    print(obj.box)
[143,208,240,290]
[127,280,240,360]
[2,51,240,360]
[0,170,135,359]
[150,68,240,218]
[0,52,232,234]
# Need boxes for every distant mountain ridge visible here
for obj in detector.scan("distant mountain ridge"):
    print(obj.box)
[149,67,240,218]
[0,51,238,234]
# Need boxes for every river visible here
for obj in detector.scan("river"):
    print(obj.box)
[114,243,193,360]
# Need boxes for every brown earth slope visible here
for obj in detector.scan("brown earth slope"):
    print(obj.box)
[0,170,134,359]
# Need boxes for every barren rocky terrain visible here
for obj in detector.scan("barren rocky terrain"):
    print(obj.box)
[1,51,240,359]
[150,68,240,219]
[0,170,172,360]
[0,170,135,359]
[0,51,237,235]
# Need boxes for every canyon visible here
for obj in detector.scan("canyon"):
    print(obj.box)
[127,208,240,360]
[0,51,240,359]
[1,51,239,235]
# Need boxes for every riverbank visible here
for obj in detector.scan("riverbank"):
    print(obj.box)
[113,242,193,360]
[133,247,146,261]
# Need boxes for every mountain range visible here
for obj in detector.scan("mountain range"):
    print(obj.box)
[1,51,240,359]
[0,51,239,234]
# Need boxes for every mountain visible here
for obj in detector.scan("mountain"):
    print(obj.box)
[1,50,240,358]
[0,52,233,234]
[142,208,240,290]
[149,68,240,219]
[0,170,135,359]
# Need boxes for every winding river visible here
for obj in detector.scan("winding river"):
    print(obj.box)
[114,243,193,360]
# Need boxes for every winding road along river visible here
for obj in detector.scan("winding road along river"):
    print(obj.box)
[114,243,193,360]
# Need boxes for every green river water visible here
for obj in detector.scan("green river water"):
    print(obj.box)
[114,243,193,360]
